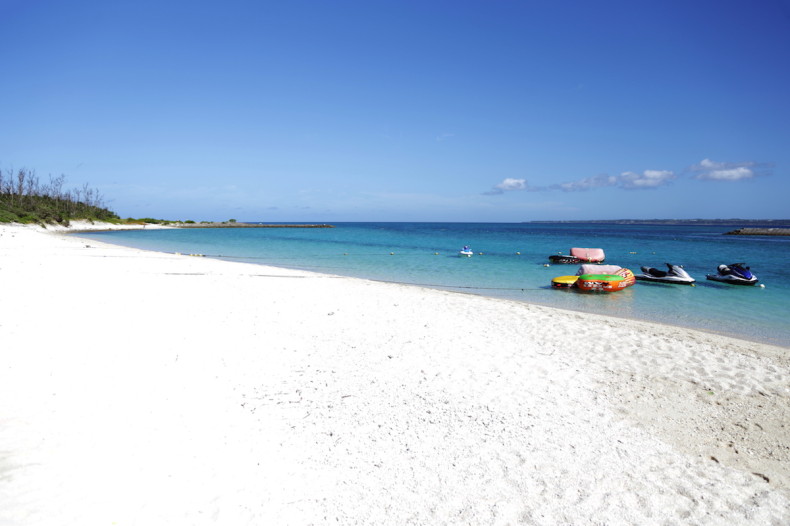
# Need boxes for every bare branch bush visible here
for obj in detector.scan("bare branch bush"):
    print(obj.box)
[0,168,119,224]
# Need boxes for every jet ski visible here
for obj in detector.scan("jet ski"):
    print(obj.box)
[705,263,759,286]
[459,246,474,258]
[636,263,696,285]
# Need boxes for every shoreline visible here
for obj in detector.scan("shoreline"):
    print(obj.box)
[176,222,335,228]
[29,220,334,235]
[364,274,788,349]
[70,222,787,349]
[2,221,789,524]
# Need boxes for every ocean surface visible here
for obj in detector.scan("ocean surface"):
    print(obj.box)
[77,222,790,347]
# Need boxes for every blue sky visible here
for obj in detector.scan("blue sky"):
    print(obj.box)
[2,0,788,222]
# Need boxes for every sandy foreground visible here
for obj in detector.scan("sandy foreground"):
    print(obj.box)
[1,222,788,526]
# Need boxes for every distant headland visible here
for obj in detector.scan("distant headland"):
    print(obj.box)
[524,219,790,236]
[723,227,790,236]
[525,219,790,226]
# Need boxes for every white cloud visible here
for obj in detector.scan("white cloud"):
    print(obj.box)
[690,158,761,181]
[485,167,679,196]
[618,169,676,189]
[554,174,618,192]
[485,178,528,195]
[496,178,527,191]
[703,167,754,181]
[551,170,675,192]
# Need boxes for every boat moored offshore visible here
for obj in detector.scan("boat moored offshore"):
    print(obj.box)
[706,263,759,286]
[548,247,605,264]
[459,246,474,258]
[636,263,696,285]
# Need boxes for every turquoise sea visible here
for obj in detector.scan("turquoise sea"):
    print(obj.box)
[77,223,790,347]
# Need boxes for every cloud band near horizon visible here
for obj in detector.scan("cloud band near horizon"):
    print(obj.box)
[486,158,769,195]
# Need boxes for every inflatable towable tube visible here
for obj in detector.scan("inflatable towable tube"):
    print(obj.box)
[576,274,627,292]
[551,275,579,288]
[553,266,635,292]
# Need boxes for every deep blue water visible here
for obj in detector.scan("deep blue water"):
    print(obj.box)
[77,222,790,347]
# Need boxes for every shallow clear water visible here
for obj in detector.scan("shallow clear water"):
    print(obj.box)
[77,222,790,347]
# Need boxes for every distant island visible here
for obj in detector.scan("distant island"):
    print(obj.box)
[526,219,790,226]
[524,219,790,236]
[724,227,790,236]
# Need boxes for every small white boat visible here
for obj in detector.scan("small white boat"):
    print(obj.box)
[459,246,473,257]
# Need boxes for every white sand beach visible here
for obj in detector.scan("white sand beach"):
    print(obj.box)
[1,222,788,525]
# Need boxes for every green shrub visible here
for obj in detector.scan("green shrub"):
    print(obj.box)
[0,169,120,225]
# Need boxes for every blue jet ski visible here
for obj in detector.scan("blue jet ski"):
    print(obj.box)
[706,263,758,286]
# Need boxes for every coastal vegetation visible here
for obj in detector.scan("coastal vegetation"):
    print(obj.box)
[0,168,119,226]
[0,168,189,227]
[1,170,333,228]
